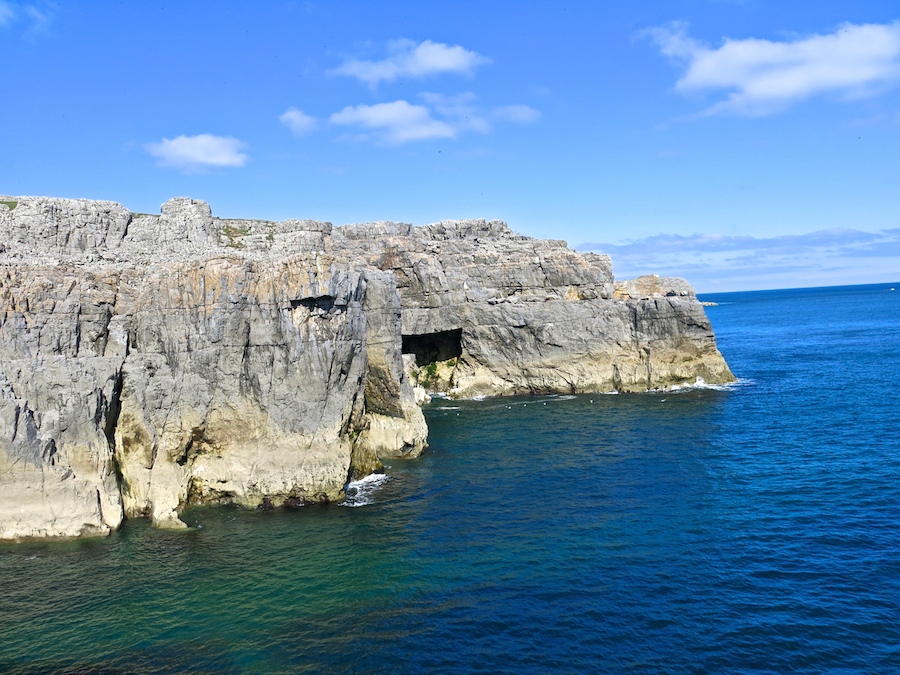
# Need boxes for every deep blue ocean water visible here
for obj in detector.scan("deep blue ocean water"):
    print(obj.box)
[2,282,900,674]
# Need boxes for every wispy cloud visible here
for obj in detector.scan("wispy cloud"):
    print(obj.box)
[578,228,900,291]
[329,94,540,145]
[647,21,900,115]
[21,3,49,31]
[279,107,317,136]
[420,92,491,133]
[580,229,889,256]
[492,104,541,123]
[331,39,490,87]
[0,1,52,33]
[145,134,249,171]
[330,100,456,144]
[0,3,15,26]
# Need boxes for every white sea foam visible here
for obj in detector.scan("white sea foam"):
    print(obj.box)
[341,473,390,508]
[436,405,461,410]
[665,377,750,393]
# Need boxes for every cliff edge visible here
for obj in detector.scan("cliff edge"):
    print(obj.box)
[0,196,733,540]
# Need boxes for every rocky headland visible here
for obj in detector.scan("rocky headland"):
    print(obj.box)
[0,195,733,540]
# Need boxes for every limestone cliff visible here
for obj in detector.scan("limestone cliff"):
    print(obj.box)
[334,219,732,396]
[0,195,732,540]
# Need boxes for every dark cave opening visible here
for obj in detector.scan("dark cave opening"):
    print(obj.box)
[291,295,336,312]
[401,329,462,366]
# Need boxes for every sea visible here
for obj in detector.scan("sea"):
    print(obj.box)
[1,282,899,674]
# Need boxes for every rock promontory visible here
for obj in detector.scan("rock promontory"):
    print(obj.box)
[0,195,733,540]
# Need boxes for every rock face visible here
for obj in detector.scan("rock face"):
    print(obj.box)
[0,195,732,540]
[335,220,733,397]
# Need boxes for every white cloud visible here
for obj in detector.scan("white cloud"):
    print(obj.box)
[145,134,249,171]
[0,3,15,26]
[331,39,490,87]
[22,3,49,31]
[279,107,317,136]
[492,104,541,123]
[578,229,894,256]
[330,100,456,144]
[648,21,900,115]
[0,2,50,31]
[420,92,491,133]
[577,228,900,291]
[328,95,541,145]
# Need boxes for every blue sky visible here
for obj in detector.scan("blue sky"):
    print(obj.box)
[2,0,900,291]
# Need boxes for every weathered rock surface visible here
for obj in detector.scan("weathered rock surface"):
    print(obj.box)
[333,220,733,397]
[0,195,732,540]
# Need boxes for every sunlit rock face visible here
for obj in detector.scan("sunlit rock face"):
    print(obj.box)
[334,220,733,397]
[0,196,731,540]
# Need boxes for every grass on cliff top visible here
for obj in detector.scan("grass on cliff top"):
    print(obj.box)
[220,223,251,237]
[220,223,251,249]
[0,200,17,210]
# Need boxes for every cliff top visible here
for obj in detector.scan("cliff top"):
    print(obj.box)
[0,195,694,300]
[0,195,528,261]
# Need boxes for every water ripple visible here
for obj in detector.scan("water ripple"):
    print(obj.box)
[2,283,900,673]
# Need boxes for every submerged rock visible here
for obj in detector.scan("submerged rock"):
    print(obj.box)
[0,195,733,540]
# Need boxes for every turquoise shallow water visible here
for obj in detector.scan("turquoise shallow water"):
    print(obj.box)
[2,282,900,674]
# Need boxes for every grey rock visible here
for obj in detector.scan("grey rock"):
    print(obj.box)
[333,220,731,397]
[0,195,130,257]
[613,275,696,300]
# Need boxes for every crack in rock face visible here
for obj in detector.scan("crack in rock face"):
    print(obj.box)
[0,196,733,540]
